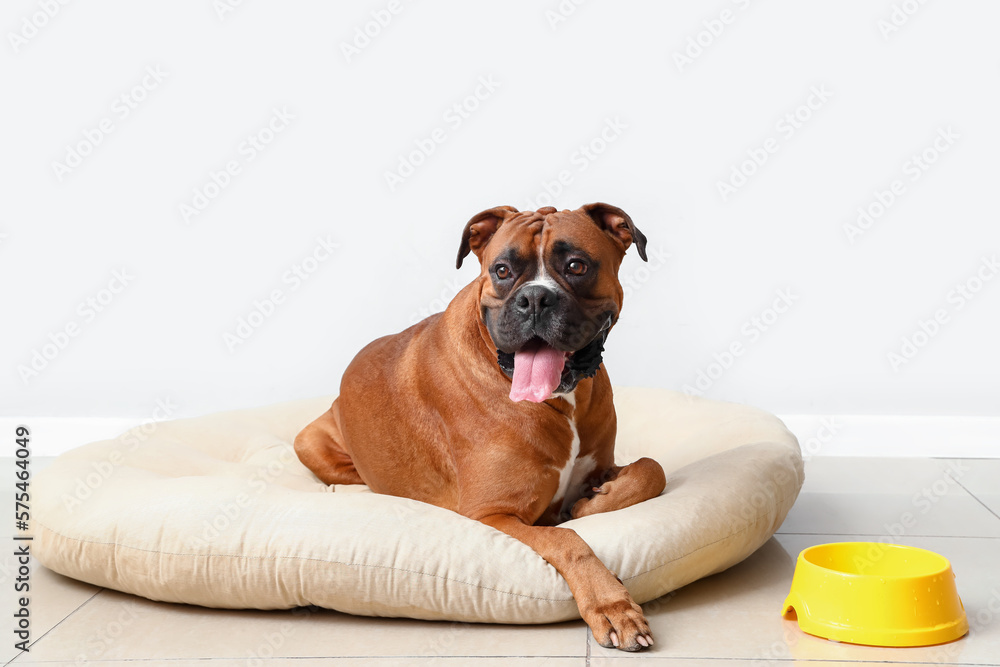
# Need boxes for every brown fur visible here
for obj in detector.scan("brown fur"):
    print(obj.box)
[295,204,665,651]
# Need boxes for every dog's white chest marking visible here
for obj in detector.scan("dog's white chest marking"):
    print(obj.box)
[551,393,596,515]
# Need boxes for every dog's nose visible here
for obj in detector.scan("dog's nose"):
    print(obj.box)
[515,284,557,317]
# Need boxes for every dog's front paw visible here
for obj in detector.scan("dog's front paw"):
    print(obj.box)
[586,597,654,652]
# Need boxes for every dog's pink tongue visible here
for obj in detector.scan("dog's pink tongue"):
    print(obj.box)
[510,343,566,403]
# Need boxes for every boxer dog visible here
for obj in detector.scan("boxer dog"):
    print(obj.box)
[295,203,666,651]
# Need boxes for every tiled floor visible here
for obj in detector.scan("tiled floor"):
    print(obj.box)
[5,456,999,666]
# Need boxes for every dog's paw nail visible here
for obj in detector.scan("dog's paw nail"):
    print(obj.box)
[646,634,654,646]
[610,631,619,647]
[637,635,649,647]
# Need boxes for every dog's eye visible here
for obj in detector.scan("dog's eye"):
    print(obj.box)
[495,264,511,279]
[566,260,587,276]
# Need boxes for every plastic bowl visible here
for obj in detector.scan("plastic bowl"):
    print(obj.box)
[781,542,968,647]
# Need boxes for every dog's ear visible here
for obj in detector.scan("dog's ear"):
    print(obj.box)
[456,206,519,269]
[581,202,648,262]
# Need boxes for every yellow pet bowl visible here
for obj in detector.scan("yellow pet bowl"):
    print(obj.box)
[781,542,968,647]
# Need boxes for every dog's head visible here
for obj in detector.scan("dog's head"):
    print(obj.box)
[456,203,647,402]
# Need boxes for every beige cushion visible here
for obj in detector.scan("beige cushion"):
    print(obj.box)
[33,387,803,623]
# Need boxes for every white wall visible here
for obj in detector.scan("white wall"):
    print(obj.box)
[3,1,999,448]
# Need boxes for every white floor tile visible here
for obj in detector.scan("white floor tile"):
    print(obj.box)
[947,457,1000,519]
[800,456,974,495]
[588,533,1000,665]
[19,588,587,662]
[779,492,1000,537]
[2,557,101,664]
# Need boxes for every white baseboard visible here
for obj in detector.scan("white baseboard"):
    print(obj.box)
[2,414,998,458]
[778,414,1000,459]
[2,417,140,457]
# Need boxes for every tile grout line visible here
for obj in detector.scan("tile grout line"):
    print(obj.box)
[951,477,1000,523]
[6,656,606,663]
[5,587,107,665]
[3,649,998,664]
[191,658,1000,665]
